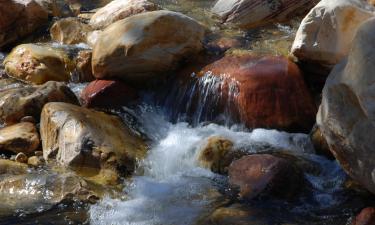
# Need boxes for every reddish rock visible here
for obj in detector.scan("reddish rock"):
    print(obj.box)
[228,154,304,200]
[352,207,375,225]
[80,80,138,108]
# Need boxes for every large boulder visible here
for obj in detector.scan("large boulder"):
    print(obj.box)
[89,0,159,29]
[50,17,92,45]
[92,10,206,82]
[0,81,78,125]
[40,102,147,185]
[211,0,318,28]
[0,0,48,49]
[317,18,375,194]
[291,0,375,69]
[0,122,39,154]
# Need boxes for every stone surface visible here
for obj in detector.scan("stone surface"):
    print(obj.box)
[74,50,95,82]
[212,0,318,28]
[0,159,27,175]
[15,152,28,163]
[0,122,39,154]
[310,124,333,159]
[317,18,375,194]
[92,10,205,82]
[228,154,304,200]
[27,156,43,167]
[50,17,92,45]
[291,0,375,68]
[352,207,375,225]
[0,81,78,125]
[0,0,48,49]
[40,102,147,185]
[80,79,138,108]
[89,0,159,29]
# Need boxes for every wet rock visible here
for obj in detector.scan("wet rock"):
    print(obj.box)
[27,156,43,167]
[92,10,206,83]
[20,116,37,124]
[15,152,28,163]
[36,0,76,17]
[86,30,102,47]
[80,79,138,109]
[0,0,48,49]
[310,124,333,159]
[74,50,95,82]
[212,0,318,28]
[89,0,159,29]
[317,18,375,194]
[352,207,375,225]
[0,122,39,154]
[206,204,266,225]
[40,102,147,185]
[228,154,304,200]
[0,81,78,125]
[0,159,27,175]
[50,17,92,45]
[291,0,375,69]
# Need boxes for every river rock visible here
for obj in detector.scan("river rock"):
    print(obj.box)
[92,10,206,82]
[0,159,27,175]
[310,124,333,159]
[80,79,138,108]
[0,122,39,154]
[211,0,318,28]
[0,81,78,125]
[27,156,43,167]
[40,102,147,185]
[74,50,95,82]
[317,18,375,194]
[291,0,375,69]
[228,154,304,200]
[352,207,375,225]
[0,0,48,49]
[89,0,159,29]
[15,152,28,163]
[50,17,92,45]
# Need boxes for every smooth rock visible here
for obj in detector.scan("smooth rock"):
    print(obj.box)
[27,156,43,167]
[291,0,375,68]
[0,159,27,175]
[92,10,205,82]
[0,122,39,154]
[0,81,78,125]
[352,207,375,225]
[80,79,138,108]
[74,50,95,82]
[317,18,375,194]
[15,152,28,163]
[50,17,92,45]
[310,124,333,159]
[40,102,147,185]
[89,0,159,29]
[212,0,318,28]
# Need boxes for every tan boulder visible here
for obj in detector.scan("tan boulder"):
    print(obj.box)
[50,17,92,45]
[92,10,205,82]
[40,102,147,185]
[0,122,39,154]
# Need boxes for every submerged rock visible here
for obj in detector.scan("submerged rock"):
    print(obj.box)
[317,18,375,194]
[89,0,159,29]
[0,122,39,154]
[291,0,375,69]
[92,10,205,83]
[40,102,147,185]
[50,17,92,45]
[0,81,78,125]
[212,0,318,28]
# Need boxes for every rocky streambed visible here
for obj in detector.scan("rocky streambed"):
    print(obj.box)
[1,0,375,224]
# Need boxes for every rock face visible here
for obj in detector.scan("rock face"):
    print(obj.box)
[317,18,375,194]
[212,0,318,28]
[4,44,75,84]
[352,207,375,225]
[0,122,39,154]
[0,81,78,125]
[291,0,375,68]
[0,0,48,49]
[92,10,205,82]
[40,102,147,185]
[80,79,138,108]
[228,154,304,200]
[50,17,92,45]
[89,0,159,29]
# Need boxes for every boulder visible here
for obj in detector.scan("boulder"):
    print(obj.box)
[228,154,304,200]
[291,0,375,68]
[212,0,318,28]
[0,81,78,125]
[317,18,375,194]
[352,207,375,225]
[89,0,159,29]
[92,10,205,82]
[0,159,28,175]
[310,124,333,159]
[40,102,147,185]
[80,79,138,108]
[0,0,48,49]
[0,122,39,154]
[50,17,92,45]
[74,50,95,82]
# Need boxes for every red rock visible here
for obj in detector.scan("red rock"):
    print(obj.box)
[352,207,375,225]
[228,154,304,200]
[80,80,138,108]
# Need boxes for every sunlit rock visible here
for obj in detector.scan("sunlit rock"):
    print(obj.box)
[317,18,375,194]
[89,0,159,29]
[0,122,39,154]
[291,0,375,69]
[50,17,92,45]
[92,10,206,83]
[0,159,28,175]
[27,156,43,167]
[40,102,147,185]
[74,50,95,82]
[0,81,78,125]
